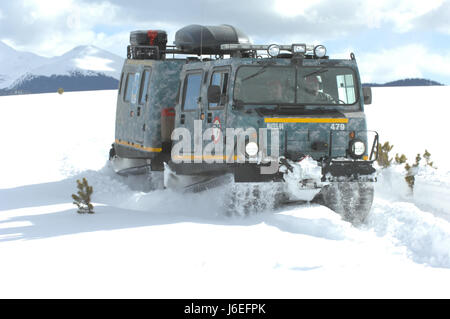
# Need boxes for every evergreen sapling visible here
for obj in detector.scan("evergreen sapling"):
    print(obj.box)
[72,178,94,214]
[377,141,394,168]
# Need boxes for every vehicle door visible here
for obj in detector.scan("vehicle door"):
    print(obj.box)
[178,70,203,161]
[121,65,141,144]
[135,67,152,145]
[203,67,230,162]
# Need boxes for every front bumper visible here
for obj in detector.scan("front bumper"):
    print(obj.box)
[322,160,377,182]
[234,156,377,183]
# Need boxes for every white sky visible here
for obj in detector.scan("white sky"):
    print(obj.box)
[1,0,450,84]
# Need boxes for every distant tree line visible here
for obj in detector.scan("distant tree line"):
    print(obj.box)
[0,72,119,96]
[363,78,444,87]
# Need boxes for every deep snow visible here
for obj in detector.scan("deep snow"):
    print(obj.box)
[1,87,450,298]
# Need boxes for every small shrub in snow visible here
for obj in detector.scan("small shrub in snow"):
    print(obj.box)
[405,154,421,189]
[394,153,407,165]
[376,142,436,191]
[423,149,435,168]
[377,141,394,168]
[72,178,94,214]
[404,151,436,190]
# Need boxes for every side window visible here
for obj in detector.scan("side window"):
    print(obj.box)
[124,73,135,102]
[130,73,141,104]
[336,74,356,104]
[118,72,124,95]
[182,72,202,111]
[175,81,181,104]
[209,70,229,109]
[139,69,152,104]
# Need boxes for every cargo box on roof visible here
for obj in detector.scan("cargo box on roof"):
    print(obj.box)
[129,30,168,60]
[174,24,250,55]
[130,30,167,48]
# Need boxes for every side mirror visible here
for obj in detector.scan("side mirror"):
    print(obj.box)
[363,87,372,105]
[207,85,221,104]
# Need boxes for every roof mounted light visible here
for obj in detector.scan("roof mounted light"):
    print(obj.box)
[220,43,325,58]
[267,44,280,57]
[314,45,327,58]
[292,44,306,54]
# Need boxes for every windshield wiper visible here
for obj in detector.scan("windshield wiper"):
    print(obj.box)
[270,105,342,115]
[249,105,306,116]
[303,67,329,78]
[242,62,274,82]
[232,101,278,116]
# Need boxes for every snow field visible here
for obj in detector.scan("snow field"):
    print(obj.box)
[365,86,450,171]
[0,90,115,188]
[1,89,450,298]
[414,167,450,216]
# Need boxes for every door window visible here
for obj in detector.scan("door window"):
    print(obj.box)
[209,70,229,109]
[139,69,152,105]
[118,72,124,95]
[124,73,135,102]
[182,72,202,111]
[124,72,141,104]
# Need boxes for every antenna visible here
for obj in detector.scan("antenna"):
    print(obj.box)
[200,0,204,59]
[200,25,203,58]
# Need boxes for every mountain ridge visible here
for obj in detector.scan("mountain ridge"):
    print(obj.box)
[363,78,444,87]
[0,41,446,96]
[0,72,119,96]
[0,41,123,95]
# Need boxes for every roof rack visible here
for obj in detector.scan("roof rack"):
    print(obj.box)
[127,26,329,60]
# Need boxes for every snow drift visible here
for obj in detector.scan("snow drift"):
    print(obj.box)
[1,87,450,298]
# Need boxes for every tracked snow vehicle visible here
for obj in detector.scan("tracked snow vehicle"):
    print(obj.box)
[110,24,379,224]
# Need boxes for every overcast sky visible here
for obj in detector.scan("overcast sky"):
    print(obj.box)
[1,0,450,84]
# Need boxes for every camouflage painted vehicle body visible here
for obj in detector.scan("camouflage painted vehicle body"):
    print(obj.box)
[171,57,376,180]
[111,25,378,224]
[114,59,183,157]
[112,58,184,173]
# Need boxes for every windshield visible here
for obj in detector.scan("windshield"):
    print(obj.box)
[234,65,359,110]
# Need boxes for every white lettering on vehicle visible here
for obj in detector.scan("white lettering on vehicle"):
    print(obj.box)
[330,123,346,131]
[267,123,284,130]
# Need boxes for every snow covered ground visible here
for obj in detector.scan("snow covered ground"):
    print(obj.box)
[1,88,450,299]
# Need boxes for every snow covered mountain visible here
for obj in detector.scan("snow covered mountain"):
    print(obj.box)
[0,42,124,94]
[0,41,50,89]
[25,45,123,80]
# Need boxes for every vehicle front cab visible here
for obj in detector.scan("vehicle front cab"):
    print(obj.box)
[170,44,378,184]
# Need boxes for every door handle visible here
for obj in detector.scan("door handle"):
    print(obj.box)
[180,114,185,124]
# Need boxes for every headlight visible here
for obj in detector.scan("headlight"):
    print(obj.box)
[267,44,280,57]
[245,142,258,157]
[350,140,365,157]
[314,45,327,58]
